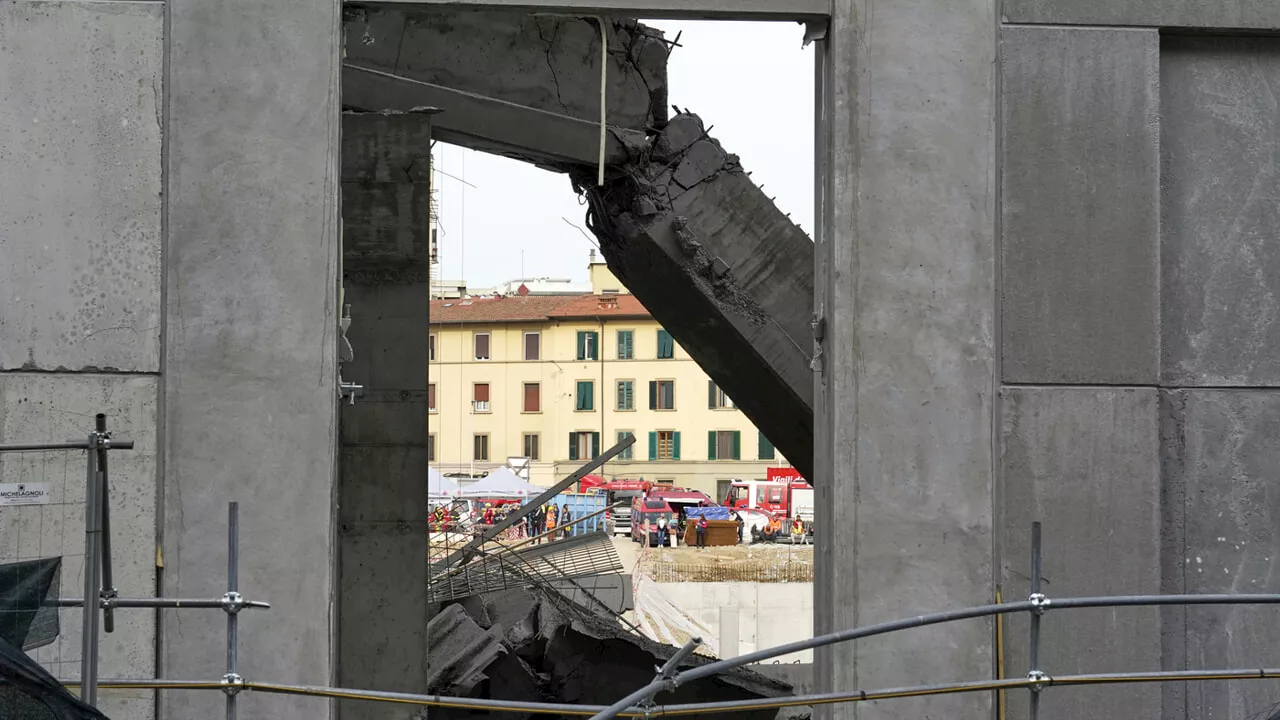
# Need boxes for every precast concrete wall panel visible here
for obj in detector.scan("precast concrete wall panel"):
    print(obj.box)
[1005,0,1280,29]
[162,0,341,718]
[0,2,162,373]
[0,374,158,720]
[1161,37,1280,387]
[1000,387,1161,720]
[1161,390,1280,719]
[1000,27,1160,385]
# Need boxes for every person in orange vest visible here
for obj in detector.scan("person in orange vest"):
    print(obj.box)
[544,503,558,536]
[791,517,807,546]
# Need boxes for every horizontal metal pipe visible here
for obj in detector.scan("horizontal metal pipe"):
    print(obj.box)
[0,440,135,453]
[0,442,96,452]
[58,668,1280,717]
[1051,593,1280,609]
[53,598,270,609]
[247,681,604,716]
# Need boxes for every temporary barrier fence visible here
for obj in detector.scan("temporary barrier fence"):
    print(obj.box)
[11,419,1280,718]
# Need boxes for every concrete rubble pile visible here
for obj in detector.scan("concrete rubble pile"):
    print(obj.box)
[427,585,795,720]
[573,113,815,479]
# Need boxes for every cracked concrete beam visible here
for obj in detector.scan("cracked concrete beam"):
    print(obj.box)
[343,6,667,130]
[576,113,815,480]
[343,65,647,172]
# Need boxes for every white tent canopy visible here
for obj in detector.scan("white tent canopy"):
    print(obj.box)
[459,466,543,498]
[429,467,460,498]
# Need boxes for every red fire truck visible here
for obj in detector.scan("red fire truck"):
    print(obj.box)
[722,470,814,528]
[581,478,652,536]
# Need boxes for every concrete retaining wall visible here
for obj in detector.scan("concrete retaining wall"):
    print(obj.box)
[655,581,813,663]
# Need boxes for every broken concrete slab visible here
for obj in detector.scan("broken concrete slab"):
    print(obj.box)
[344,6,667,130]
[426,604,507,697]
[577,113,815,479]
[343,68,647,172]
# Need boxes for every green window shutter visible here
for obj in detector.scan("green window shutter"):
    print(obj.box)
[649,381,657,410]
[657,330,672,359]
[623,331,633,359]
[732,431,741,460]
[759,432,775,460]
[673,431,681,460]
[589,332,599,360]
[617,332,626,359]
[708,380,717,409]
[576,331,586,360]
[648,432,657,460]
[576,381,593,411]
[707,431,718,461]
[569,433,579,461]
[591,432,600,457]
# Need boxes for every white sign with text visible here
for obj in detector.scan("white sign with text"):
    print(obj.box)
[0,483,52,507]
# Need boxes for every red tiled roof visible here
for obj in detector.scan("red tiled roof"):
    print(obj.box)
[547,293,650,320]
[429,295,576,324]
[429,293,651,325]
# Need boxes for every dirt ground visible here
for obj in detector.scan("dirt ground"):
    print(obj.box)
[613,535,813,582]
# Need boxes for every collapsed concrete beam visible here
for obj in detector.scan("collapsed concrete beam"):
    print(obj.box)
[343,6,667,128]
[343,66,648,172]
[576,114,815,480]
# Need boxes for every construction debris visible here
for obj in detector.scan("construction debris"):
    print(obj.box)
[428,585,793,720]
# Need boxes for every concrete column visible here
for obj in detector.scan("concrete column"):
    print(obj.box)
[815,1,996,718]
[161,1,341,719]
[719,606,740,660]
[336,111,433,720]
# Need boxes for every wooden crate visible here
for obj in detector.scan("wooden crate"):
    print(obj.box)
[682,519,739,546]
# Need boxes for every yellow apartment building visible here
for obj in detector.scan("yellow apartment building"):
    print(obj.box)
[427,261,790,499]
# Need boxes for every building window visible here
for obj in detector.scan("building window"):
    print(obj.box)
[648,430,680,461]
[568,431,600,461]
[428,434,436,463]
[523,433,540,461]
[523,382,540,413]
[473,383,490,412]
[524,332,540,361]
[656,329,674,359]
[577,331,599,361]
[429,334,436,362]
[616,330,634,360]
[474,332,490,361]
[617,431,635,460]
[616,380,635,411]
[708,381,735,409]
[575,380,594,411]
[648,380,675,410]
[716,479,732,504]
[759,432,776,461]
[428,383,437,413]
[474,434,490,462]
[708,430,742,461]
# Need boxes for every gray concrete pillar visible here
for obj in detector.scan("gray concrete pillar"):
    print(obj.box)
[719,606,740,660]
[336,111,433,720]
[814,1,996,718]
[161,2,341,719]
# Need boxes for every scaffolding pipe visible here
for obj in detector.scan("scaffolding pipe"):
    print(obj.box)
[1028,521,1044,720]
[0,440,134,453]
[62,668,1280,717]
[53,598,271,610]
[79,432,101,707]
[226,502,241,720]
[96,414,118,635]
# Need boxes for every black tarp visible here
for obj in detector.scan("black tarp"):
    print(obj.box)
[0,558,62,650]
[0,635,110,720]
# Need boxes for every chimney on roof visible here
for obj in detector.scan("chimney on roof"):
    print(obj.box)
[599,295,619,310]
[517,283,529,296]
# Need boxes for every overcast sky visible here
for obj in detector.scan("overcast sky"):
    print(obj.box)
[431,20,815,289]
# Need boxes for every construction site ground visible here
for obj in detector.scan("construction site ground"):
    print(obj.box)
[617,536,814,583]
